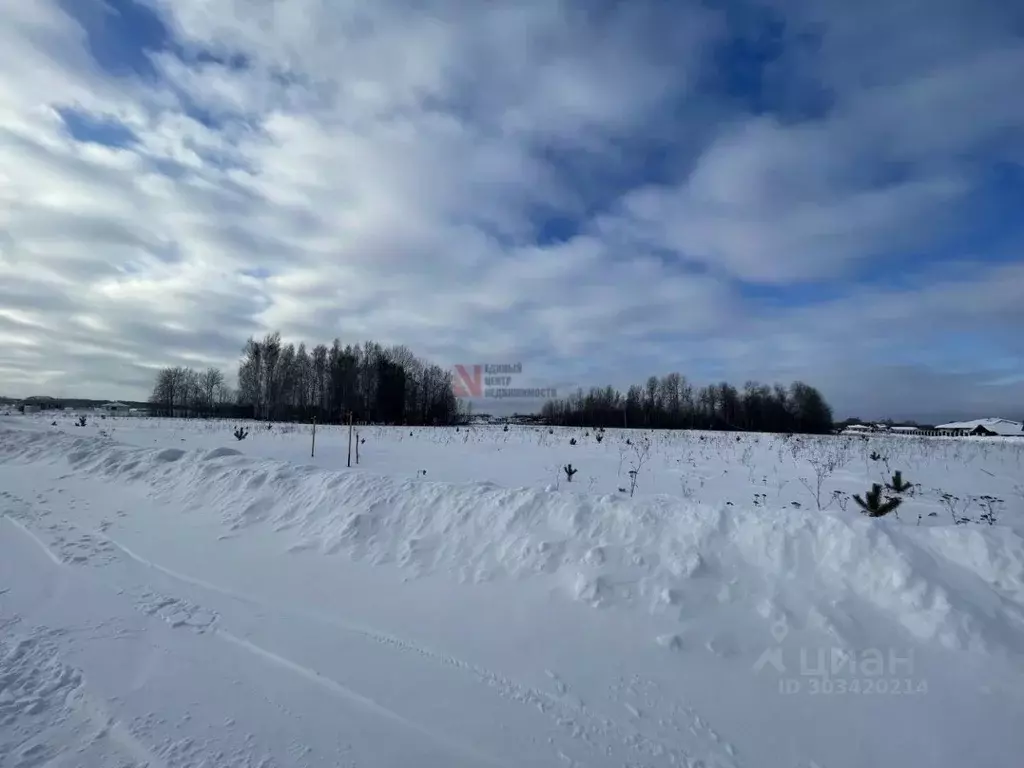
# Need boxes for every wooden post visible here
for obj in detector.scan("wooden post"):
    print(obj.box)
[347,411,353,468]
[355,429,360,464]
[311,416,316,458]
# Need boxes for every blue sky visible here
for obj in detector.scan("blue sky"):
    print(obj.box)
[1,0,1023,422]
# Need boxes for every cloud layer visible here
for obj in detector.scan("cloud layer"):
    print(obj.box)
[1,0,1022,421]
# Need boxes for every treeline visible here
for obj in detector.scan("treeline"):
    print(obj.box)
[150,332,463,425]
[149,367,237,418]
[237,333,461,424]
[540,375,834,434]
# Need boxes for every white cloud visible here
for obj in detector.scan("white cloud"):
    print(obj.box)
[0,0,1022,420]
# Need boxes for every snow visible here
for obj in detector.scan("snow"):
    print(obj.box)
[3,414,1024,767]
[934,418,1023,436]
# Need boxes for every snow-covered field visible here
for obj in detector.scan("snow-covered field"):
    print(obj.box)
[2,413,1024,767]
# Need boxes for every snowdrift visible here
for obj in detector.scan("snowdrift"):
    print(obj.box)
[3,424,1024,659]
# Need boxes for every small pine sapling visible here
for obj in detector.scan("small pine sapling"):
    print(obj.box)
[563,463,578,482]
[233,426,249,441]
[853,484,902,517]
[569,438,577,446]
[885,471,913,494]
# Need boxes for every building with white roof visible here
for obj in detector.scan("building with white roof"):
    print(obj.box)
[933,418,1023,437]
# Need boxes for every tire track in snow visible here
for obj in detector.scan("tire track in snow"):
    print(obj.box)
[6,489,740,767]
[4,511,513,768]
[215,630,514,768]
[4,512,511,768]
[2,514,64,568]
[1,518,170,768]
[96,531,742,767]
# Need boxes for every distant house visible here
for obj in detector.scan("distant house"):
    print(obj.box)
[840,423,876,435]
[839,419,1023,438]
[98,402,130,415]
[933,419,1023,437]
[19,395,60,412]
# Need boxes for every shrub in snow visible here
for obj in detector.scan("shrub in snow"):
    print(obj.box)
[233,426,249,441]
[940,493,971,525]
[570,438,577,445]
[977,495,1002,525]
[853,484,902,517]
[798,438,852,510]
[595,433,604,443]
[563,463,578,482]
[77,415,87,427]
[831,490,849,512]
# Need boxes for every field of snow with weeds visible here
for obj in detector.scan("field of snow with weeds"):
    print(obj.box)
[2,412,1024,767]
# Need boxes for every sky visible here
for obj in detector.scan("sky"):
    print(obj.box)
[1,0,1023,423]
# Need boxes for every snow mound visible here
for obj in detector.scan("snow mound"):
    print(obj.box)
[203,447,244,460]
[4,426,1024,657]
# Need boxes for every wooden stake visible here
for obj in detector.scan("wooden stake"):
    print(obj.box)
[347,411,353,468]
[311,415,316,458]
[355,429,360,464]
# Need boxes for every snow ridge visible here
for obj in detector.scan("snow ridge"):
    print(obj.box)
[3,425,1024,658]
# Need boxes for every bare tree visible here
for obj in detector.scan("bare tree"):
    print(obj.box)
[201,368,225,416]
